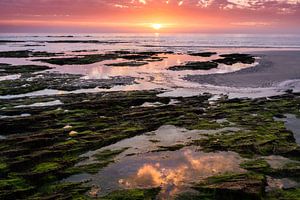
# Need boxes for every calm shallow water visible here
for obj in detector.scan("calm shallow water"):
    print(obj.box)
[66,148,244,199]
[89,149,244,199]
[1,33,300,99]
[78,125,242,165]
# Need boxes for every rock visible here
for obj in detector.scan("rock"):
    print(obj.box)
[168,61,218,71]
[63,125,73,129]
[69,131,78,137]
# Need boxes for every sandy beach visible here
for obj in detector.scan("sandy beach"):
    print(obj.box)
[185,51,300,88]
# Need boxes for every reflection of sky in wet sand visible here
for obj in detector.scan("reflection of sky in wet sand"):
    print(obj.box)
[88,148,244,199]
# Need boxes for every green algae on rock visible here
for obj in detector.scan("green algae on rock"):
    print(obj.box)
[45,40,126,44]
[192,94,300,158]
[0,40,26,43]
[35,54,119,65]
[188,52,217,57]
[266,188,300,200]
[36,51,169,65]
[0,73,135,95]
[213,53,256,65]
[1,90,300,199]
[105,61,148,67]
[240,159,271,173]
[192,172,266,200]
[0,64,51,76]
[0,50,62,58]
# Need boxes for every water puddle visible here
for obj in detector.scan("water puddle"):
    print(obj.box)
[78,125,204,165]
[0,74,21,81]
[67,147,244,199]
[0,113,31,119]
[266,176,299,191]
[264,155,300,169]
[98,149,243,199]
[63,125,245,199]
[136,102,165,108]
[14,100,63,108]
[157,84,283,99]
[133,99,180,108]
[274,114,300,145]
[78,125,242,166]
[0,78,288,100]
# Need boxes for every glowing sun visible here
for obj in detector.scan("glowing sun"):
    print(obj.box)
[151,23,162,30]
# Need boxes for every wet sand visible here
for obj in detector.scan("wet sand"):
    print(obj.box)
[185,51,300,88]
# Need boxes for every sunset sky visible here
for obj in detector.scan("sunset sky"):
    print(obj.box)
[0,0,299,33]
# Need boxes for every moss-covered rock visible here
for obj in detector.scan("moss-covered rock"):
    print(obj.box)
[266,188,300,200]
[0,73,135,95]
[32,162,61,173]
[193,173,266,200]
[188,52,217,57]
[0,50,62,58]
[240,159,271,173]
[213,53,255,65]
[35,54,118,65]
[0,64,51,76]
[105,61,148,67]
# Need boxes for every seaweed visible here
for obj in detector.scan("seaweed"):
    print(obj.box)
[188,52,217,57]
[168,61,218,71]
[0,50,62,58]
[213,53,255,65]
